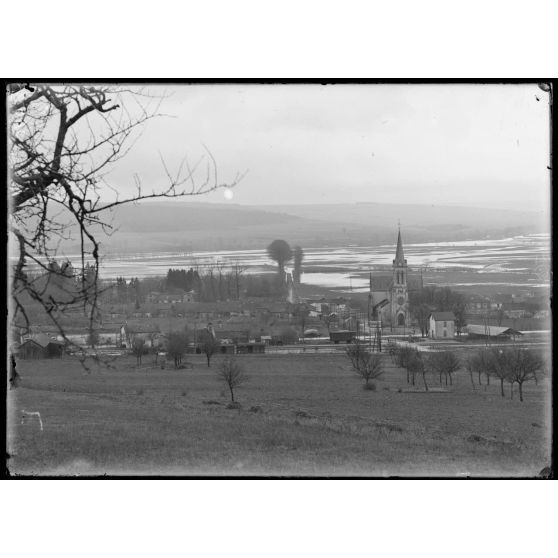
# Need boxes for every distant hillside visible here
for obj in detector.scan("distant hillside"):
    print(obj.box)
[251,202,544,231]
[46,200,545,255]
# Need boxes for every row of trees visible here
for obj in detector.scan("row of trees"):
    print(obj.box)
[465,347,545,401]
[387,343,545,401]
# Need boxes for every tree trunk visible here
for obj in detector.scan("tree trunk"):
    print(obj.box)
[407,369,410,384]
[486,373,490,386]
[445,374,448,386]
[478,371,482,385]
[229,385,235,402]
[448,373,452,386]
[519,382,524,402]
[510,382,514,399]
[500,378,504,397]
[439,372,443,386]
[412,372,415,386]
[470,371,476,389]
[422,372,428,391]
[206,354,211,367]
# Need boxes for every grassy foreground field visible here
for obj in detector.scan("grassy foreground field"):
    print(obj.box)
[7,352,551,477]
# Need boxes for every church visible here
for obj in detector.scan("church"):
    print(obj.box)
[369,229,423,330]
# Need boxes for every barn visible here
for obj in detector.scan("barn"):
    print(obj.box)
[465,324,523,340]
[18,334,65,359]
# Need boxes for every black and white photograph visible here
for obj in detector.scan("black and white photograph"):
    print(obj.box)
[6,82,552,478]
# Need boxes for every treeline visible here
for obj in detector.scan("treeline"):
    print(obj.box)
[244,274,286,298]
[166,268,201,292]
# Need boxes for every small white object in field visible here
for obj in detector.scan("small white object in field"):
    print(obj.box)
[223,188,234,200]
[21,410,43,431]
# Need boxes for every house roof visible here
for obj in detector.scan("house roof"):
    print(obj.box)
[466,325,523,337]
[125,323,160,333]
[500,302,526,311]
[175,302,244,313]
[430,312,456,321]
[21,333,64,348]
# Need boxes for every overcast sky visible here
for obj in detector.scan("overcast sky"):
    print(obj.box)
[104,84,551,211]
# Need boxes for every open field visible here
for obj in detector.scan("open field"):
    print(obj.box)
[8,352,551,477]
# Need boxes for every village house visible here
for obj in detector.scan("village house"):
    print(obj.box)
[146,291,195,304]
[428,311,456,339]
[175,301,247,321]
[500,302,528,319]
[18,334,65,359]
[255,303,291,320]
[466,295,494,315]
[120,323,161,348]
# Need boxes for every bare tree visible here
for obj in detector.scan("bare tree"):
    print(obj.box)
[429,351,460,386]
[409,349,428,391]
[132,336,146,366]
[231,262,247,300]
[199,327,219,367]
[506,347,544,402]
[217,356,247,402]
[394,345,416,384]
[465,353,479,389]
[8,84,244,367]
[487,348,510,398]
[346,339,384,390]
[293,245,304,285]
[167,331,188,368]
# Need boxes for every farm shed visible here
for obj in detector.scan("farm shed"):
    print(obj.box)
[18,334,65,359]
[329,330,356,344]
[465,324,523,339]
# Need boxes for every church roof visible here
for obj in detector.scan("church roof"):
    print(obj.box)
[369,274,393,291]
[369,273,422,292]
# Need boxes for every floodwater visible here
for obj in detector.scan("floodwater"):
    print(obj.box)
[27,233,551,292]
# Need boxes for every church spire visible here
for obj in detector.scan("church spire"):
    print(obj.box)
[393,227,406,266]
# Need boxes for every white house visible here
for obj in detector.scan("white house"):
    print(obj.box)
[428,312,455,339]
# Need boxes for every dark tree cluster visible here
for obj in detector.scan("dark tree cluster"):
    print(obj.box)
[244,274,285,298]
[113,277,145,307]
[166,268,200,292]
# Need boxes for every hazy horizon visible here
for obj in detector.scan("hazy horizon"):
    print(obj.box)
[98,84,551,214]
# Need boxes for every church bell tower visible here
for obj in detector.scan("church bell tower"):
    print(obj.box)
[391,227,409,328]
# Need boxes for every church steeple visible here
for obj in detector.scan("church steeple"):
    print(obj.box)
[393,227,406,266]
[391,225,409,329]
